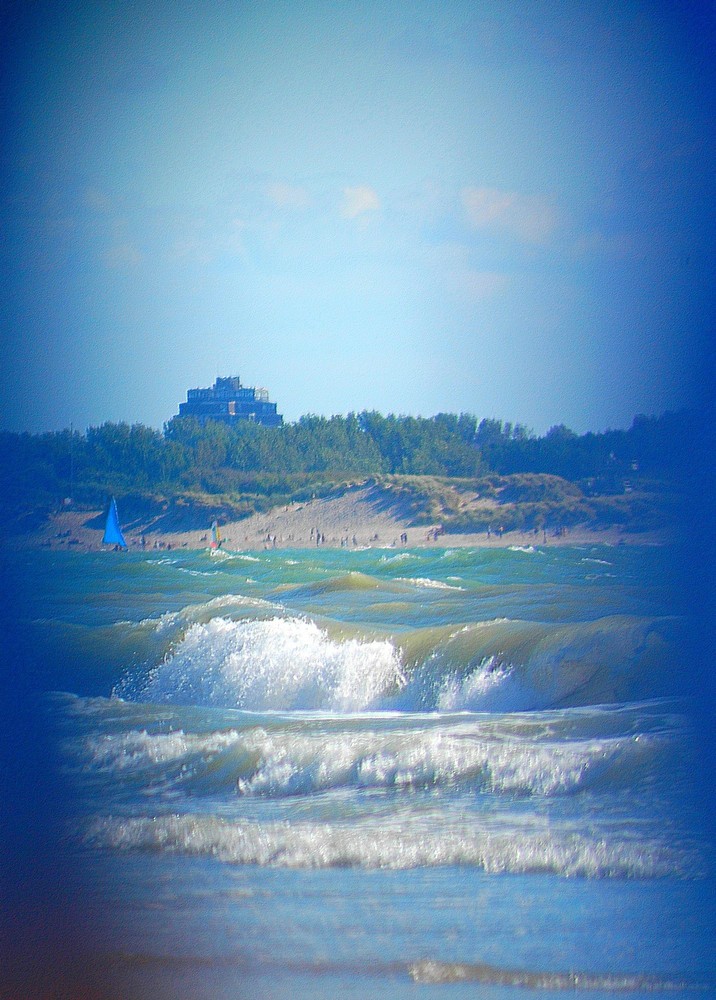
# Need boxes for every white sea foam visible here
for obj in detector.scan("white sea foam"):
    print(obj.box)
[397,577,464,591]
[232,726,645,798]
[81,729,242,771]
[144,594,275,636]
[177,567,223,577]
[408,960,702,990]
[140,617,406,712]
[435,658,536,713]
[72,717,665,800]
[129,611,674,716]
[84,811,699,877]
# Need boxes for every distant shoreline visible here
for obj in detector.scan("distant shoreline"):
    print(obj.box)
[13,488,670,553]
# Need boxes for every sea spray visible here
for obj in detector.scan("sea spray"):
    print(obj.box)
[139,616,407,712]
[121,608,683,716]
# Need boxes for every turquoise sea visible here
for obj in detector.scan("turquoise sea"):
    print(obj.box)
[1,543,714,999]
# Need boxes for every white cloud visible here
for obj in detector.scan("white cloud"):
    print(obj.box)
[265,182,310,209]
[462,186,558,244]
[341,185,380,220]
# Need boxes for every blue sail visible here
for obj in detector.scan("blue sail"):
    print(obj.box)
[103,496,128,548]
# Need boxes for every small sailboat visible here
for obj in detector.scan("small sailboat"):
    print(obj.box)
[102,496,128,549]
[209,519,222,551]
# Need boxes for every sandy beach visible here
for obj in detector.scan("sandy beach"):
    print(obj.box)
[24,485,667,553]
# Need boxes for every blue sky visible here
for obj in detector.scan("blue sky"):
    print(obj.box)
[1,0,713,434]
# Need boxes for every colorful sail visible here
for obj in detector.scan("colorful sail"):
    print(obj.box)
[103,496,128,548]
[210,520,221,550]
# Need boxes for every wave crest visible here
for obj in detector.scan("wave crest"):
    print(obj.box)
[138,617,406,712]
[84,811,701,877]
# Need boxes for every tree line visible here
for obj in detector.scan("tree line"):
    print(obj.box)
[0,409,695,518]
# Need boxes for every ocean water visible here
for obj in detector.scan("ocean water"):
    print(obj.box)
[1,543,714,999]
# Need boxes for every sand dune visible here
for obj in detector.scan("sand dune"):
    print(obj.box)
[24,485,663,552]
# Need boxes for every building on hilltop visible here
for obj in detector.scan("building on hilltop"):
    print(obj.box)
[177,376,283,427]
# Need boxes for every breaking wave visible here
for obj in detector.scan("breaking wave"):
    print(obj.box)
[121,611,680,714]
[83,810,701,877]
[69,711,680,800]
[136,616,406,712]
